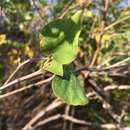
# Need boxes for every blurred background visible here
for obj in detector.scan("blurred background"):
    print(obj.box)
[0,0,130,130]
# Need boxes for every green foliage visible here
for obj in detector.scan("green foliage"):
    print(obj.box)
[1,0,130,128]
[122,114,130,127]
[40,11,89,105]
[52,66,88,106]
[43,58,63,76]
[40,11,81,64]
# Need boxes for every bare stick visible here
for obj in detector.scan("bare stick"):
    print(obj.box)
[4,60,31,85]
[3,57,47,85]
[0,75,55,99]
[89,79,123,130]
[104,85,130,91]
[69,106,75,130]
[87,84,130,100]
[83,0,108,78]
[22,99,63,130]
[103,57,130,70]
[34,114,92,129]
[104,15,130,31]
[0,70,42,91]
[58,0,74,18]
[76,56,130,73]
[62,105,71,130]
[33,114,129,130]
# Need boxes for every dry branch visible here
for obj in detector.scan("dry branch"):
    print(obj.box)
[0,70,42,91]
[0,75,54,99]
[22,99,63,130]
[33,114,129,130]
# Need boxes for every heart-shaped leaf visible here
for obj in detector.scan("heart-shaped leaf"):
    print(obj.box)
[40,11,81,64]
[52,66,89,106]
[43,59,63,76]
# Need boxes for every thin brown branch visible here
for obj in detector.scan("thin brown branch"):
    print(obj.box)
[76,56,130,73]
[104,85,130,91]
[34,114,92,129]
[0,70,42,91]
[103,57,130,70]
[62,105,71,130]
[33,114,129,130]
[84,0,109,78]
[88,79,123,130]
[104,0,109,12]
[22,99,63,130]
[87,84,130,99]
[0,75,55,99]
[104,15,130,31]
[69,106,75,130]
[58,0,74,18]
[84,10,106,78]
[3,57,46,85]
[3,59,31,85]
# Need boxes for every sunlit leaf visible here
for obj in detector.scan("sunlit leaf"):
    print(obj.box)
[24,45,34,58]
[0,34,6,45]
[84,9,93,17]
[40,11,81,64]
[43,59,63,76]
[52,66,88,106]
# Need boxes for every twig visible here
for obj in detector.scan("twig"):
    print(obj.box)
[33,114,129,130]
[62,105,71,130]
[34,114,92,129]
[104,0,109,12]
[88,79,123,130]
[84,0,108,78]
[104,85,130,91]
[0,70,42,91]
[76,65,125,73]
[3,57,46,85]
[29,0,46,20]
[96,71,129,77]
[87,84,130,99]
[58,0,74,18]
[104,15,130,31]
[22,99,63,130]
[76,56,130,73]
[69,106,75,130]
[90,0,109,66]
[0,75,55,99]
[85,10,98,43]
[103,57,130,70]
[87,84,130,101]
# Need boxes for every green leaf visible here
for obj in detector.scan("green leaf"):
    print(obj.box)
[71,10,81,25]
[40,11,81,64]
[52,66,88,106]
[43,59,63,76]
